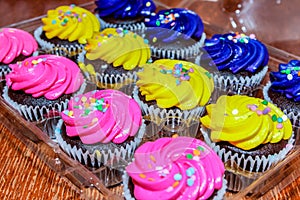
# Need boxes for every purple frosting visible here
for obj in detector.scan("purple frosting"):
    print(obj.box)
[203,33,269,74]
[95,0,156,18]
[270,60,300,102]
[144,8,204,43]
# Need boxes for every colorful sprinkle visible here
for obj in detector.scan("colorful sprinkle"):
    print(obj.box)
[193,149,200,156]
[186,154,193,159]
[262,100,268,105]
[150,155,156,163]
[186,167,195,177]
[187,178,194,187]
[271,114,277,122]
[287,74,293,80]
[276,123,283,129]
[139,174,146,178]
[174,173,182,181]
[232,109,238,115]
[172,181,179,188]
[146,1,151,7]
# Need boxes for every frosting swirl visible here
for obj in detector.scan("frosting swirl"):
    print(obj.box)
[61,89,142,144]
[200,95,293,150]
[95,0,156,18]
[126,137,225,200]
[137,59,214,110]
[203,33,269,74]
[269,60,300,102]
[0,28,38,64]
[6,55,84,100]
[144,8,204,43]
[83,28,151,70]
[41,4,100,44]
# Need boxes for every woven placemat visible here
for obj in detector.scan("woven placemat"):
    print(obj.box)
[0,122,299,200]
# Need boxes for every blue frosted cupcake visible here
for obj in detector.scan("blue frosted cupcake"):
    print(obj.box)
[95,0,156,31]
[201,32,269,96]
[140,8,206,60]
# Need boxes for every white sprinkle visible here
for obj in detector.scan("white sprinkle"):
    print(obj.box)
[287,74,293,80]
[282,115,288,121]
[232,109,239,115]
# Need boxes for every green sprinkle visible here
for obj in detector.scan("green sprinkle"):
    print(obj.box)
[205,72,212,79]
[96,105,103,111]
[261,100,268,105]
[286,69,291,74]
[197,146,205,152]
[186,154,193,159]
[271,114,277,122]
[84,109,90,115]
[83,125,88,128]
[73,105,80,109]
[156,20,161,26]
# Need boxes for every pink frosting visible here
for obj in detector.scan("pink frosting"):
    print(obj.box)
[126,137,225,200]
[6,55,84,100]
[61,89,142,144]
[0,28,38,64]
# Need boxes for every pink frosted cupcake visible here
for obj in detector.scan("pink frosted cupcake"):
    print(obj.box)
[0,28,38,79]
[3,54,86,121]
[54,89,145,186]
[123,136,227,199]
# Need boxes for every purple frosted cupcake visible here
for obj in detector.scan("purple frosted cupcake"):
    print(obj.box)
[95,0,156,31]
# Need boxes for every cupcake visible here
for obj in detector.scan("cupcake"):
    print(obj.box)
[3,54,86,122]
[54,89,145,186]
[201,32,269,96]
[123,136,227,200]
[94,0,156,31]
[34,4,100,60]
[78,28,151,95]
[0,28,38,79]
[263,60,300,144]
[133,59,214,123]
[200,95,294,191]
[140,8,206,60]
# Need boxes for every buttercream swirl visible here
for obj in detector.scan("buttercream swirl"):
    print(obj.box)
[126,137,225,200]
[203,33,269,74]
[41,4,100,44]
[144,8,204,43]
[83,28,151,70]
[6,55,84,100]
[200,95,292,150]
[0,28,38,64]
[269,60,300,102]
[137,59,214,110]
[95,0,156,18]
[61,89,142,144]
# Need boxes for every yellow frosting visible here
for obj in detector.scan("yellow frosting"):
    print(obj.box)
[41,4,100,44]
[84,28,151,70]
[200,95,293,150]
[136,59,214,110]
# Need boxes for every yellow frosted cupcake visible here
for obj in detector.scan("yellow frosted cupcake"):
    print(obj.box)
[78,28,151,95]
[133,59,214,123]
[200,95,295,191]
[34,4,100,60]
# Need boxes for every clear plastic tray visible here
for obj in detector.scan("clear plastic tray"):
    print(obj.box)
[0,1,299,199]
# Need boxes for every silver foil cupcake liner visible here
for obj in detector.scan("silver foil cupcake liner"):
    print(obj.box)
[149,32,206,60]
[132,85,206,124]
[34,26,85,59]
[95,13,146,31]
[2,81,87,122]
[201,127,295,191]
[0,65,11,79]
[212,66,268,96]
[54,119,146,186]
[122,171,227,200]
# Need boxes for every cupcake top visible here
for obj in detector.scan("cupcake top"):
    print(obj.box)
[126,136,225,199]
[6,55,84,100]
[136,59,214,110]
[269,60,300,102]
[41,4,100,44]
[200,95,293,150]
[203,33,269,74]
[144,8,204,43]
[61,89,142,144]
[81,28,151,70]
[0,28,38,64]
[95,0,156,19]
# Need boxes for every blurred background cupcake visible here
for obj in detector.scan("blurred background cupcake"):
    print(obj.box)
[263,59,300,144]
[34,4,100,61]
[201,32,269,97]
[200,95,295,191]
[94,0,156,31]
[140,8,206,61]
[123,136,227,200]
[0,28,38,79]
[78,27,151,95]
[54,89,145,186]
[133,59,214,124]
[3,54,86,122]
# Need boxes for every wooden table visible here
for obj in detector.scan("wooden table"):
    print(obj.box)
[0,1,300,199]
